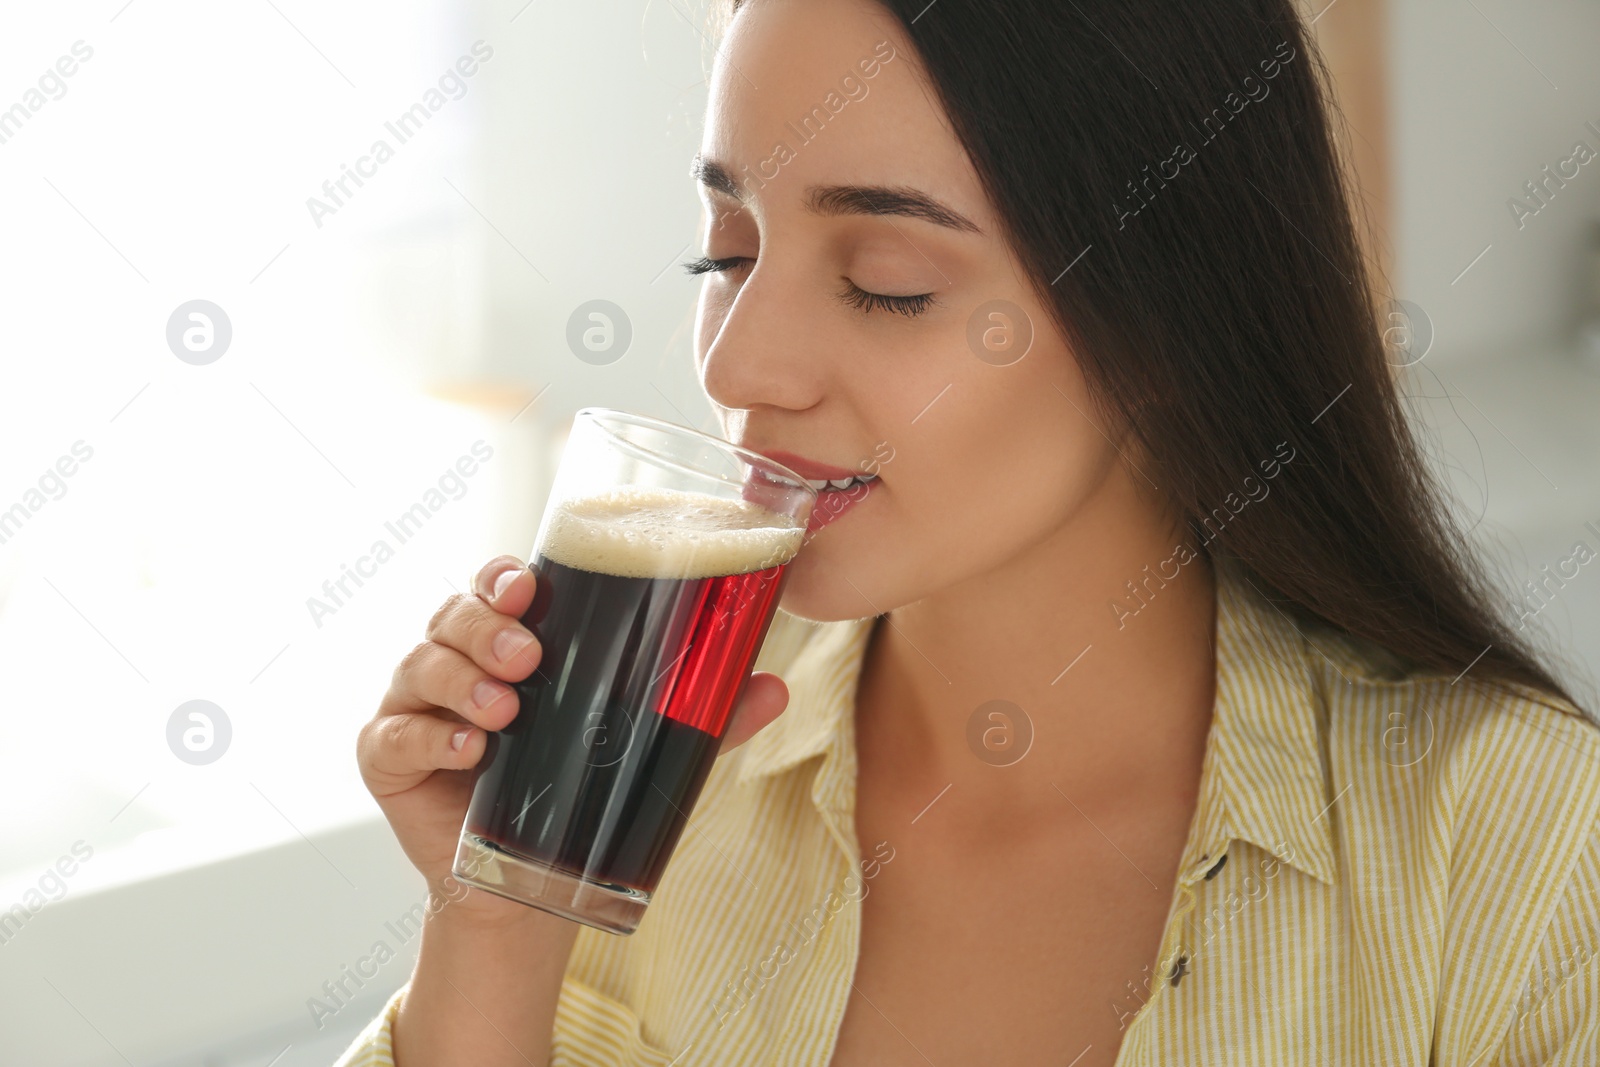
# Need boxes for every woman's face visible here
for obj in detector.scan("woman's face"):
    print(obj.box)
[694,0,1131,622]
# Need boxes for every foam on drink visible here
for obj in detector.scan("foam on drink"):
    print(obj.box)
[539,486,803,580]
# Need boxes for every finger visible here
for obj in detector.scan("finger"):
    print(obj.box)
[358,710,489,797]
[381,640,521,731]
[473,555,537,618]
[424,592,543,683]
[718,671,790,753]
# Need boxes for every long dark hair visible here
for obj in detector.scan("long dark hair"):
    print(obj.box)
[713,0,1585,715]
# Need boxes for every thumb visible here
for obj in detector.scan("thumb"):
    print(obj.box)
[718,671,790,753]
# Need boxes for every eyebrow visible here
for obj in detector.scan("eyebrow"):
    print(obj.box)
[691,154,983,236]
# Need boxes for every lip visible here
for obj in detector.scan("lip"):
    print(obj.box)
[805,476,876,535]
[752,448,866,483]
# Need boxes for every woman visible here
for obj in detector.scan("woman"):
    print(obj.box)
[339,0,1600,1064]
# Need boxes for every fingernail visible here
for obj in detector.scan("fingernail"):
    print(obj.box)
[451,727,472,751]
[492,627,534,664]
[492,568,520,602]
[472,679,508,711]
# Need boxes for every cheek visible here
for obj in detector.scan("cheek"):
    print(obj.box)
[762,297,1120,619]
[787,354,1116,618]
[959,345,1116,502]
[917,387,1105,554]
[916,336,1109,512]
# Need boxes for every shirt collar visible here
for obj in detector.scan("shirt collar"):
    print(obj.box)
[1179,560,1339,887]
[734,561,1339,887]
[735,610,875,793]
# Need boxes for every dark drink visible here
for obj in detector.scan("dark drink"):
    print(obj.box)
[455,484,803,933]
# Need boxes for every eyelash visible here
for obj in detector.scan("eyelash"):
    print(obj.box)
[680,255,937,318]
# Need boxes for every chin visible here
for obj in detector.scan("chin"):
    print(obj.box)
[775,542,886,623]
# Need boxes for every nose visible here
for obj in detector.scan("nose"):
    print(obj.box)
[697,262,824,418]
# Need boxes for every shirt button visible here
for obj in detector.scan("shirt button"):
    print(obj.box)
[1168,954,1190,986]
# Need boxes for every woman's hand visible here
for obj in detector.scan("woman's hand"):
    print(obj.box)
[358,553,794,1065]
[356,553,792,923]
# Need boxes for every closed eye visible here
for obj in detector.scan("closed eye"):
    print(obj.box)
[681,254,748,276]
[837,280,937,318]
[680,255,938,318]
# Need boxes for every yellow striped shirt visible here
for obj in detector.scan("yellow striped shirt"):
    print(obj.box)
[334,563,1600,1066]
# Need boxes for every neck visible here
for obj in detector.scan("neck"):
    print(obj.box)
[855,477,1218,825]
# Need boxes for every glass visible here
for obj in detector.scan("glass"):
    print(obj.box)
[452,408,817,934]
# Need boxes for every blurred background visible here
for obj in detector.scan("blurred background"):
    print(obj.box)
[0,0,1596,1062]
